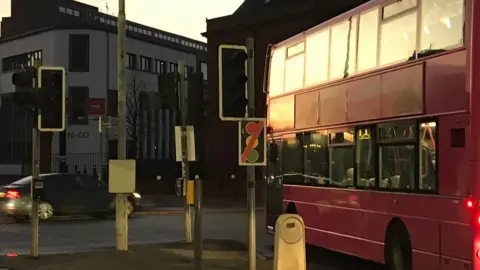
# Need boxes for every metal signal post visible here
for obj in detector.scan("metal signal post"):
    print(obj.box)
[246,37,256,270]
[178,60,193,243]
[31,61,41,258]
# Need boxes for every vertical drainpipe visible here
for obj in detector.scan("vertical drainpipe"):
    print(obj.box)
[105,31,110,162]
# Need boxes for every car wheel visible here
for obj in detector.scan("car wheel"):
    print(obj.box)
[36,202,54,221]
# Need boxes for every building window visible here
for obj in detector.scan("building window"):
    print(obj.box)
[303,131,329,186]
[69,86,89,125]
[200,62,208,80]
[107,89,118,117]
[140,56,152,72]
[127,53,137,69]
[328,130,354,187]
[2,50,42,72]
[380,12,418,66]
[420,0,464,52]
[358,8,379,72]
[185,66,193,78]
[154,60,166,74]
[169,62,178,73]
[69,34,90,72]
[356,126,376,188]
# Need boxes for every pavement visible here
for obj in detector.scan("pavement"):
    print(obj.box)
[0,211,385,269]
[0,239,274,270]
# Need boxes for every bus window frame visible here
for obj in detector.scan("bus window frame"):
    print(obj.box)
[354,125,378,189]
[418,118,439,193]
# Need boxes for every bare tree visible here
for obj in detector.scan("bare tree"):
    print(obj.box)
[126,70,148,158]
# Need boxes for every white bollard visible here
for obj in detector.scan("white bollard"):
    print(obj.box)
[274,214,306,270]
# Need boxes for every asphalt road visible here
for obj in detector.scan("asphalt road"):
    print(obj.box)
[0,212,384,269]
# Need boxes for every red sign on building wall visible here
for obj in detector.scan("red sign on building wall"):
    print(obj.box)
[65,98,106,116]
[88,98,105,116]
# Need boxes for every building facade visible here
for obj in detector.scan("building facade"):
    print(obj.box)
[0,0,207,177]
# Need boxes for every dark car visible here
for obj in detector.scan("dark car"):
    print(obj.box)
[0,173,141,221]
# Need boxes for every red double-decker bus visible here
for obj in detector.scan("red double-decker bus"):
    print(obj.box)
[265,0,480,269]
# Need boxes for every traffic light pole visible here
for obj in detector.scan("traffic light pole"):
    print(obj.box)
[116,0,129,251]
[246,37,256,270]
[31,59,41,258]
[178,60,193,243]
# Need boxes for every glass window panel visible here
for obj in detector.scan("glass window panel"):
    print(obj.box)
[420,121,437,191]
[356,127,376,187]
[329,131,354,144]
[383,0,417,19]
[283,134,304,185]
[330,17,358,79]
[305,29,330,86]
[378,121,416,142]
[379,145,415,190]
[421,0,464,51]
[284,54,305,92]
[380,12,417,66]
[358,8,379,71]
[268,47,286,96]
[329,147,354,187]
[303,131,329,186]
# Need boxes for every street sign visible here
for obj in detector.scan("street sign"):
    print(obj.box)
[238,118,266,166]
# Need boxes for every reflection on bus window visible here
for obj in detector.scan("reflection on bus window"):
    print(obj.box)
[303,131,329,186]
[379,145,415,190]
[420,121,437,190]
[356,127,376,188]
[283,134,303,185]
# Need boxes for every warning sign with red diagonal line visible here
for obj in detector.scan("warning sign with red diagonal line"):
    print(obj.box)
[238,118,266,166]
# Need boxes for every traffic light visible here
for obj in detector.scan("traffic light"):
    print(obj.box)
[158,72,177,110]
[219,45,248,119]
[11,67,38,109]
[187,73,204,126]
[38,67,65,131]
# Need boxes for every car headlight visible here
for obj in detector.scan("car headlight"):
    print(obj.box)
[133,192,141,198]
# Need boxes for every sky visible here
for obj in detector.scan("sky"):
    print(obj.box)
[0,0,244,41]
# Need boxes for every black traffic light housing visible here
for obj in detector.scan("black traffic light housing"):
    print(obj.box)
[158,72,178,110]
[11,67,38,109]
[38,67,65,131]
[187,73,205,126]
[219,46,248,119]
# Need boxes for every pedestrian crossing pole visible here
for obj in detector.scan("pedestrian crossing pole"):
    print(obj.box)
[246,37,256,270]
[116,0,129,251]
[31,59,41,258]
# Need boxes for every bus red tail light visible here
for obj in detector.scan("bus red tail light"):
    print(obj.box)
[467,199,475,209]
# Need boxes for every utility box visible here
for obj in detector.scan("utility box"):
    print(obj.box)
[108,159,136,193]
[274,214,306,270]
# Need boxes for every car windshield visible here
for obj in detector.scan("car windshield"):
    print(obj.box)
[10,176,32,186]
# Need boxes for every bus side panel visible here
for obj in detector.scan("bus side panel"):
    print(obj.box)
[284,185,471,266]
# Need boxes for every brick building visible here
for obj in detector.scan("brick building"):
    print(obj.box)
[201,0,370,198]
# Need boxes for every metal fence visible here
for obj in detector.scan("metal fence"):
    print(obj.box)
[51,153,108,175]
